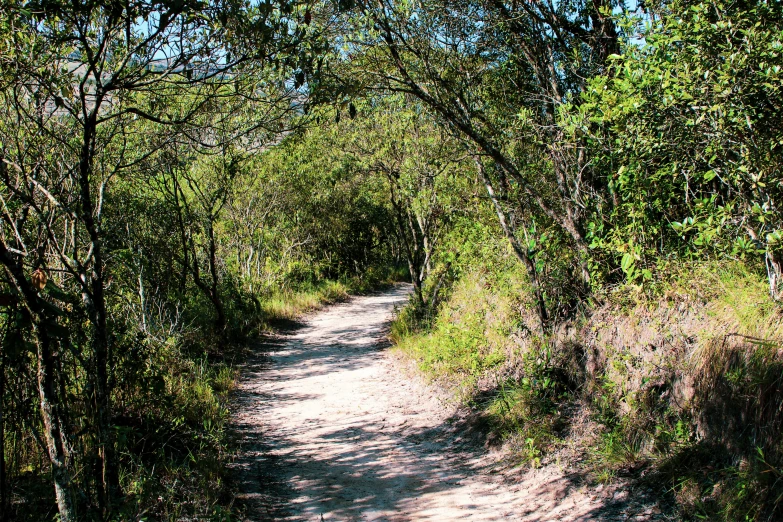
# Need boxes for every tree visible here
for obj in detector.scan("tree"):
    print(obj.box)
[335,95,468,306]
[327,0,624,324]
[0,0,312,517]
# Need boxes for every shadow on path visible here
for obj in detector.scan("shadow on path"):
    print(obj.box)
[231,284,666,521]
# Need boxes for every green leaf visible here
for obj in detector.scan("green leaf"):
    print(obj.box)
[621,253,635,273]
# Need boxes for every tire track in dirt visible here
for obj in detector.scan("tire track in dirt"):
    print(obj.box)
[231,284,664,521]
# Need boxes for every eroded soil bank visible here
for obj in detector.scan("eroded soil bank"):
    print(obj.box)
[231,284,664,521]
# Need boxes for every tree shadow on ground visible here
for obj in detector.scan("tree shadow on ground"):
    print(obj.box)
[230,286,671,521]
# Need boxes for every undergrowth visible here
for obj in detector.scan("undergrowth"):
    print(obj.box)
[7,275,385,522]
[390,235,578,466]
[260,279,351,324]
[391,244,783,520]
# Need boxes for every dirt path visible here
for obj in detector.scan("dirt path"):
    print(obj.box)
[232,284,664,521]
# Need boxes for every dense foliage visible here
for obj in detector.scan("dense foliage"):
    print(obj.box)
[580,0,783,295]
[0,0,781,520]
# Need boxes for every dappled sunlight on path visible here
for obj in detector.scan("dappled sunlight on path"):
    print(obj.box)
[232,284,662,521]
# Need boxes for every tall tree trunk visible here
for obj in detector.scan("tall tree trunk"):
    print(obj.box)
[185,220,227,337]
[0,242,77,522]
[374,7,603,291]
[388,177,426,305]
[551,149,591,288]
[173,176,190,294]
[207,221,227,333]
[78,115,118,514]
[137,248,147,333]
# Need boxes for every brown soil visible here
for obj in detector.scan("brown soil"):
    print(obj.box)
[231,284,666,521]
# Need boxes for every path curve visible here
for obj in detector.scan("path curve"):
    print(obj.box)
[232,284,662,521]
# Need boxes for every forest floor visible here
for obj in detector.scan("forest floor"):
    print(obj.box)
[231,284,667,521]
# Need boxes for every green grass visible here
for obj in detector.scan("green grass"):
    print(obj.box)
[392,264,530,379]
[260,279,351,324]
[104,276,389,521]
[261,268,406,326]
[390,250,573,461]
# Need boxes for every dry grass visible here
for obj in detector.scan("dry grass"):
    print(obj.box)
[260,280,350,324]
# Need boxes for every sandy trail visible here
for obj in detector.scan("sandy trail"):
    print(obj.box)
[232,285,663,521]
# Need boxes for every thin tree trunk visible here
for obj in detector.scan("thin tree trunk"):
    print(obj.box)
[185,221,227,336]
[173,176,190,294]
[475,158,549,330]
[375,17,594,290]
[207,221,227,332]
[0,241,77,521]
[138,248,147,333]
[387,176,425,305]
[36,333,75,522]
[551,151,591,287]
[746,227,781,302]
[767,249,783,301]
[416,212,433,280]
[78,114,118,513]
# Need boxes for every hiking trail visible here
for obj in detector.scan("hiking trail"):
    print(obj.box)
[232,284,663,521]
